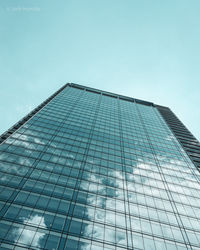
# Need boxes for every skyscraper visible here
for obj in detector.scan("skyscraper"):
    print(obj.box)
[0,83,200,250]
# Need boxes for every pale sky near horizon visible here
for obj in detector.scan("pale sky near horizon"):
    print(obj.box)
[0,0,200,141]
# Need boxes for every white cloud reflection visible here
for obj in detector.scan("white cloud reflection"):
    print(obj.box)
[80,165,127,247]
[13,215,47,248]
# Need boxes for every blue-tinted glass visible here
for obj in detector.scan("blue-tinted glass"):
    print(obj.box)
[69,220,82,235]
[0,222,10,238]
[65,239,79,249]
[45,234,60,249]
[0,85,199,250]
[5,206,20,219]
[52,216,65,231]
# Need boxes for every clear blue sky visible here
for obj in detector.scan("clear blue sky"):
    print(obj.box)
[0,0,200,141]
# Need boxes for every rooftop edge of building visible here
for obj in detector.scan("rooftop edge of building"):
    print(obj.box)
[68,82,156,107]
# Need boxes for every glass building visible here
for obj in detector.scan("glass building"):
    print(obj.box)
[0,83,200,250]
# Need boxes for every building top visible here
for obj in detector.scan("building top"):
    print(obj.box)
[68,83,155,107]
[1,82,200,172]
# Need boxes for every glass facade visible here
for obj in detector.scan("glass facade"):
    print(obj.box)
[0,84,200,250]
